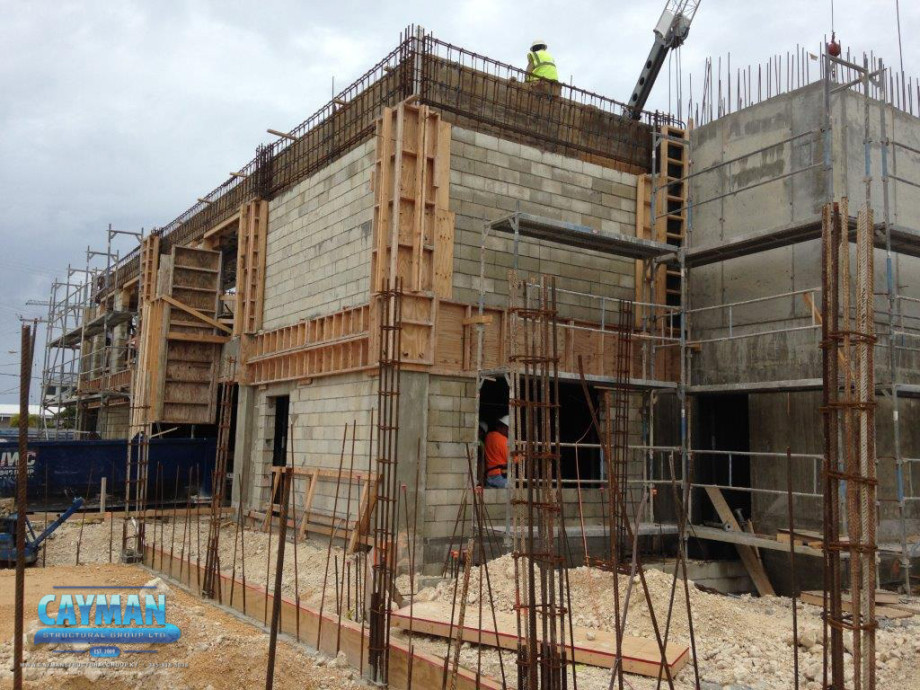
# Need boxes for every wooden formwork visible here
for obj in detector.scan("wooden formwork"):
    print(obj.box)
[235,199,269,336]
[371,101,454,297]
[131,245,228,427]
[142,542,502,689]
[258,466,380,553]
[652,124,688,323]
[245,304,373,385]
[139,234,161,305]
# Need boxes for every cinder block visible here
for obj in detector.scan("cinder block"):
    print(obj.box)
[519,143,544,163]
[485,149,511,169]
[452,128,477,145]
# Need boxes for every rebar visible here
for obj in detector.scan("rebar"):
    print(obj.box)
[821,201,845,688]
[318,422,349,652]
[787,448,800,690]
[75,462,95,566]
[368,279,403,685]
[265,467,292,690]
[203,374,234,599]
[338,422,358,654]
[821,199,878,690]
[122,425,151,561]
[13,323,36,690]
[509,276,575,690]
[577,361,675,690]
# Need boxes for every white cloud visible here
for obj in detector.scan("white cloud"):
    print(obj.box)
[0,0,917,402]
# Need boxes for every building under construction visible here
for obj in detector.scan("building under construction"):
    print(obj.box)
[32,21,920,690]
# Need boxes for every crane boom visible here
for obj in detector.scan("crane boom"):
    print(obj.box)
[627,0,702,118]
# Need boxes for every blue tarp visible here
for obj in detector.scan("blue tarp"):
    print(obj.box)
[0,438,216,510]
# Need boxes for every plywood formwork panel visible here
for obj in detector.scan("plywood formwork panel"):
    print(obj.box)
[372,101,454,297]
[130,245,226,426]
[246,304,373,385]
[139,234,161,305]
[653,125,688,328]
[236,199,269,335]
[390,601,689,679]
[143,542,502,690]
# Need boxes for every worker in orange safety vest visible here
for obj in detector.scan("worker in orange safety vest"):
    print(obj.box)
[484,415,510,488]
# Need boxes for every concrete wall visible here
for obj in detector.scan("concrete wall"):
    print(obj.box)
[835,85,920,229]
[690,84,920,388]
[262,139,375,330]
[690,81,920,246]
[449,128,639,321]
[689,82,829,388]
[745,390,920,587]
[687,84,920,579]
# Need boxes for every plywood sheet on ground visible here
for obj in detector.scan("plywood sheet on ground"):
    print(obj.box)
[799,591,917,619]
[391,600,689,679]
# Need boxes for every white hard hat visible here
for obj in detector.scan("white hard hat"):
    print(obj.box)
[531,39,546,49]
[498,415,510,427]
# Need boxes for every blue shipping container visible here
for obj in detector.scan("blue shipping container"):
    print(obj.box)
[0,438,216,510]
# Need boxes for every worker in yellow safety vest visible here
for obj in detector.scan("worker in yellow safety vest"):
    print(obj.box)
[525,40,558,83]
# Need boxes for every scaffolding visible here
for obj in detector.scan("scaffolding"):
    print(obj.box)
[40,226,142,439]
[40,265,91,438]
[467,41,920,632]
[669,48,920,690]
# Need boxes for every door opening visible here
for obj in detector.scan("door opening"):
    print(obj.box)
[696,394,751,526]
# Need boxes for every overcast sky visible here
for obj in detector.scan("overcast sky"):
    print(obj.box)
[0,0,917,405]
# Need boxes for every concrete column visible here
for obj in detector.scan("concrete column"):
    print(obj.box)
[397,370,429,569]
[233,384,256,510]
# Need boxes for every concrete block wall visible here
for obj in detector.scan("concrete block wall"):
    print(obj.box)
[98,405,129,439]
[246,372,377,521]
[424,374,478,547]
[262,139,375,331]
[449,128,639,321]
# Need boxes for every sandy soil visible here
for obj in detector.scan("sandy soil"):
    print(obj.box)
[0,563,364,690]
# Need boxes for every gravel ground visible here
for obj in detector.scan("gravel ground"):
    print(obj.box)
[39,515,360,612]
[31,516,920,689]
[396,554,920,690]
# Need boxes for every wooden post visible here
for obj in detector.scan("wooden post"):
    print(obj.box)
[100,477,107,513]
[704,486,775,596]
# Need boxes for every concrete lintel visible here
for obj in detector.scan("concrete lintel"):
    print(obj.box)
[490,212,673,260]
[688,379,823,394]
